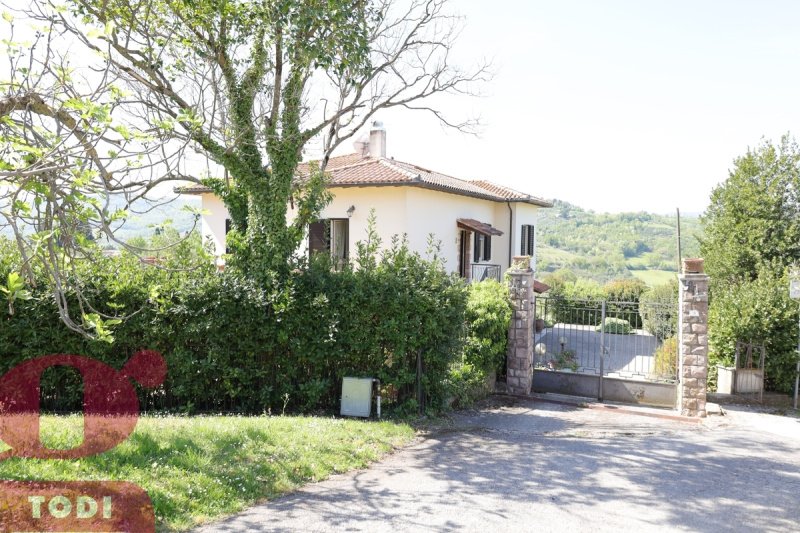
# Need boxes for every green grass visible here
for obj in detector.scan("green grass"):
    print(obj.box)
[630,269,677,287]
[0,415,414,531]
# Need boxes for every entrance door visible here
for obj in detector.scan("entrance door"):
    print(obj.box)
[458,230,469,278]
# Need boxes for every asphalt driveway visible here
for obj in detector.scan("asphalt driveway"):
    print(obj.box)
[195,396,800,532]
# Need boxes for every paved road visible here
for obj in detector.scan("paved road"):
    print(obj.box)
[196,397,800,532]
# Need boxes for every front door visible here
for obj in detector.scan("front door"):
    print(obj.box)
[458,230,470,278]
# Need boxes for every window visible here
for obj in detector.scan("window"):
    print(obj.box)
[309,218,349,268]
[225,219,232,254]
[521,224,535,256]
[473,232,491,262]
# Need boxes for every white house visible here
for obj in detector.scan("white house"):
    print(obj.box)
[180,122,552,282]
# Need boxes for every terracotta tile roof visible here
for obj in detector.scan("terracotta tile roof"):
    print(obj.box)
[178,153,552,207]
[469,180,552,206]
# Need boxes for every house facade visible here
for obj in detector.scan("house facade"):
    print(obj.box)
[181,123,552,282]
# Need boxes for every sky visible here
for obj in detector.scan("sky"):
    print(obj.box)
[348,0,800,214]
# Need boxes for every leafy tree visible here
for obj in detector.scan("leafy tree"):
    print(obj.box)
[0,8,204,336]
[2,0,486,334]
[701,135,800,286]
[708,267,798,393]
[40,0,484,280]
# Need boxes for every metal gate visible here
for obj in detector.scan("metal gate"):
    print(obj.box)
[531,296,678,407]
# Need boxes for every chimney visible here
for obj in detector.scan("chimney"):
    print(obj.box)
[369,121,386,158]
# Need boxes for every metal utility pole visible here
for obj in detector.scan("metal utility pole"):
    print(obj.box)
[790,269,800,410]
[676,208,682,270]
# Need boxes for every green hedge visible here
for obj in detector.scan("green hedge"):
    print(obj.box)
[708,269,799,393]
[463,280,512,374]
[0,238,470,415]
[447,280,512,407]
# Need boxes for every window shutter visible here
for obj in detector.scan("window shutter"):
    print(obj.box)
[473,233,480,262]
[484,235,491,261]
[520,225,528,255]
[309,221,329,254]
[527,225,535,257]
[225,219,232,254]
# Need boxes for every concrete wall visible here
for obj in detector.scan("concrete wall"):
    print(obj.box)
[532,371,677,408]
[197,185,541,276]
[403,187,510,272]
[199,193,228,258]
[512,203,540,272]
[316,186,409,261]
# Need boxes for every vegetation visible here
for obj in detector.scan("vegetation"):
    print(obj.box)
[639,280,679,340]
[701,135,800,285]
[596,317,632,335]
[703,135,800,393]
[462,280,512,374]
[0,232,474,415]
[1,0,486,335]
[537,200,701,284]
[1,218,516,415]
[449,279,511,406]
[0,414,413,531]
[653,336,678,379]
[708,268,798,393]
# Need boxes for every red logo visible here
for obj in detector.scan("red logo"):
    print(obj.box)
[0,351,166,531]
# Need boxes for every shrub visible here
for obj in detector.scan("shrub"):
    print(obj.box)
[462,279,512,374]
[595,317,632,334]
[708,268,798,393]
[652,336,678,379]
[446,279,512,407]
[603,278,648,302]
[639,280,678,340]
[446,361,491,408]
[0,235,469,415]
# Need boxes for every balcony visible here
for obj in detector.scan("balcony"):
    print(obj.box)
[471,264,501,282]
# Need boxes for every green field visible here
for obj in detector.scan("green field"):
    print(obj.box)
[0,415,414,531]
[630,269,678,286]
[537,199,701,285]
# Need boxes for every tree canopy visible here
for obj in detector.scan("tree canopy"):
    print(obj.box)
[1,0,486,336]
[701,135,800,285]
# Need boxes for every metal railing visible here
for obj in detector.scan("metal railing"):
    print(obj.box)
[533,297,678,382]
[471,264,501,282]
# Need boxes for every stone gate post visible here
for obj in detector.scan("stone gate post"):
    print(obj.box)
[507,256,534,395]
[678,259,709,417]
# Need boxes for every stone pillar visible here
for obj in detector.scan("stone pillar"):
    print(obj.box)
[678,259,709,417]
[506,256,534,395]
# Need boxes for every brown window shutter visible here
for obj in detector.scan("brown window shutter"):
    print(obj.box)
[528,225,535,257]
[473,232,480,262]
[521,225,528,255]
[308,220,329,255]
[484,235,491,261]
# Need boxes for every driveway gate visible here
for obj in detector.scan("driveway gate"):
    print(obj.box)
[531,296,678,407]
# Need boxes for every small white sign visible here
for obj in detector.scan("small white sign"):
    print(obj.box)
[791,279,800,300]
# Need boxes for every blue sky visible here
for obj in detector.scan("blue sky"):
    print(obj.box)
[367,0,800,214]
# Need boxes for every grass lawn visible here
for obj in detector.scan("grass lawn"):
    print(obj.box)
[0,415,414,531]
[630,268,677,287]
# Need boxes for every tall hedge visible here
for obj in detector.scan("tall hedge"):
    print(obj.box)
[708,268,799,393]
[0,239,469,415]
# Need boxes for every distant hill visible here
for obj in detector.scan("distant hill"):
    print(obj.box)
[0,195,201,245]
[537,200,703,285]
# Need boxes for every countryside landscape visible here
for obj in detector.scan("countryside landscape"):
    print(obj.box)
[1,0,798,532]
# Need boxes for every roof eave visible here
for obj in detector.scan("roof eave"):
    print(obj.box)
[508,197,553,208]
[175,186,213,195]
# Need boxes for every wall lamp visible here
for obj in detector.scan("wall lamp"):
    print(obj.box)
[346,205,356,218]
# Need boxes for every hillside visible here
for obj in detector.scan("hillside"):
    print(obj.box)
[537,200,702,285]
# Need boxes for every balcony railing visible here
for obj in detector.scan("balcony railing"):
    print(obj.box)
[471,264,501,282]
